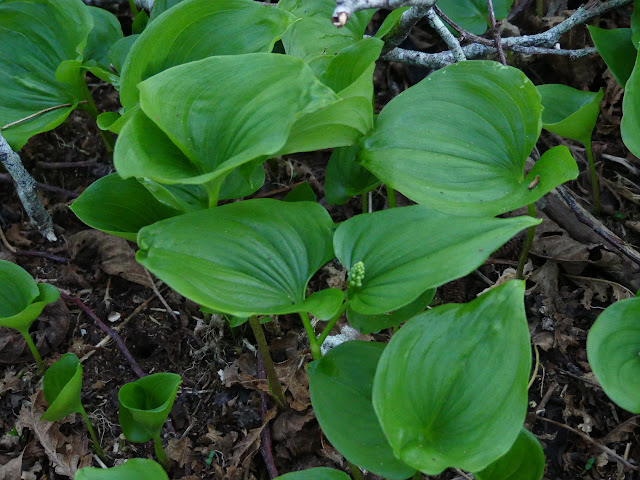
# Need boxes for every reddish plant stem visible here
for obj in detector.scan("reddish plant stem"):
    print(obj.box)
[60,291,146,378]
[257,353,279,480]
[487,0,507,65]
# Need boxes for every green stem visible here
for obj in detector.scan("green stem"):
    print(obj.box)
[516,203,537,279]
[361,193,368,214]
[347,461,365,480]
[536,0,543,16]
[317,302,349,347]
[299,312,322,360]
[203,174,228,208]
[78,84,115,154]
[153,434,169,470]
[584,140,601,216]
[248,315,287,409]
[80,406,106,460]
[18,328,44,374]
[386,185,396,208]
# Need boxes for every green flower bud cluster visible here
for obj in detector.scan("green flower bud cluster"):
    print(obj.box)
[348,261,365,288]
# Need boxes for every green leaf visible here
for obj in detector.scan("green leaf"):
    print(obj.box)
[373,281,531,474]
[587,297,640,413]
[308,341,416,479]
[70,174,181,241]
[137,199,337,318]
[437,0,513,35]
[375,7,410,40]
[84,7,124,70]
[284,182,317,203]
[115,54,337,188]
[588,27,637,88]
[149,0,186,21]
[622,49,640,158]
[275,468,351,480]
[334,205,539,315]
[131,9,149,34]
[347,288,435,334]
[0,0,94,150]
[633,0,640,47]
[42,353,84,421]
[219,164,266,201]
[473,428,545,480]
[75,458,169,480]
[108,35,139,75]
[118,373,182,442]
[360,61,578,216]
[119,0,296,108]
[325,144,380,205]
[538,85,603,144]
[0,260,59,333]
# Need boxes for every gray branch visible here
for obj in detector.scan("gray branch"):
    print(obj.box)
[426,8,466,61]
[382,5,433,48]
[81,0,154,9]
[332,0,435,26]
[0,133,56,242]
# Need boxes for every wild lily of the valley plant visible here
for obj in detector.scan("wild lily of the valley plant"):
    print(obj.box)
[1,0,639,478]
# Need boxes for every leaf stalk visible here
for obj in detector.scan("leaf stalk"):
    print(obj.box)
[248,315,287,409]
[516,203,537,279]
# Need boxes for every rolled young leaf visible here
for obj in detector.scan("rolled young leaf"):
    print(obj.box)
[373,281,531,474]
[136,199,339,319]
[42,353,84,421]
[308,341,416,479]
[334,205,539,315]
[622,49,640,158]
[473,428,545,480]
[75,458,169,480]
[587,296,640,413]
[359,61,579,216]
[325,144,380,206]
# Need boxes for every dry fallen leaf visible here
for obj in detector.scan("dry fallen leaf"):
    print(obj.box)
[167,437,195,468]
[229,408,276,469]
[0,369,20,396]
[0,451,22,480]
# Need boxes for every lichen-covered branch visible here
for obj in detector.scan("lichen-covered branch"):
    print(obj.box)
[332,0,435,26]
[81,0,154,8]
[0,133,56,241]
[426,8,466,61]
[382,5,433,48]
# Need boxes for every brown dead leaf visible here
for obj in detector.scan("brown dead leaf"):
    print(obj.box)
[532,332,554,352]
[5,224,31,248]
[0,368,20,396]
[67,230,151,286]
[167,437,195,468]
[16,391,92,478]
[229,408,276,469]
[272,409,315,442]
[0,451,22,480]
[599,415,640,445]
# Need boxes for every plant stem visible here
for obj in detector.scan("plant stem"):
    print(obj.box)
[78,84,115,154]
[536,0,544,16]
[516,203,537,279]
[248,315,287,410]
[584,140,601,216]
[361,192,368,214]
[203,174,227,208]
[299,312,322,360]
[317,302,349,347]
[18,328,44,374]
[153,434,169,470]
[80,406,106,460]
[347,461,365,480]
[386,185,396,208]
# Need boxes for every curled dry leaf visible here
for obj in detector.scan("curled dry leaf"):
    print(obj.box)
[229,408,276,469]
[0,451,22,480]
[167,437,195,468]
[67,230,151,287]
[0,368,20,396]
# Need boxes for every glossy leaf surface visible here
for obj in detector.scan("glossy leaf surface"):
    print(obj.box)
[75,458,168,480]
[622,49,640,158]
[71,174,181,241]
[538,85,603,143]
[137,200,337,318]
[42,353,84,421]
[119,373,182,442]
[360,61,578,216]
[334,205,539,315]
[85,6,124,70]
[474,429,545,480]
[0,0,93,149]
[120,0,296,108]
[588,27,637,87]
[587,297,640,412]
[115,54,336,186]
[373,281,531,474]
[437,0,513,34]
[325,145,380,205]
[308,341,416,479]
[276,468,351,480]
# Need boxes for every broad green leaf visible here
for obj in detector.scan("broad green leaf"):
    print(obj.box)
[622,49,640,158]
[118,373,182,442]
[437,0,513,35]
[131,9,149,34]
[108,35,139,75]
[633,0,640,47]
[303,289,345,321]
[150,0,185,20]
[360,61,578,216]
[138,179,208,212]
[278,0,375,77]
[0,0,93,150]
[119,0,296,108]
[219,164,266,201]
[76,458,168,480]
[84,7,124,70]
[474,428,545,480]
[96,104,139,134]
[308,341,416,479]
[42,353,84,421]
[284,182,317,203]
[325,144,380,205]
[70,174,181,241]
[347,288,435,334]
[277,37,382,155]
[137,199,337,318]
[115,54,337,188]
[334,205,539,315]
[587,297,640,412]
[588,27,637,88]
[538,85,603,144]
[373,281,531,474]
[276,468,351,480]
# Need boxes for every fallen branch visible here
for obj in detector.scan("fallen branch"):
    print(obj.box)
[81,0,154,8]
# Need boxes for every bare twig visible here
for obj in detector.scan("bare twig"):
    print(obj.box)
[144,268,178,321]
[487,0,507,64]
[332,0,436,26]
[0,133,56,241]
[1,101,88,131]
[426,8,466,61]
